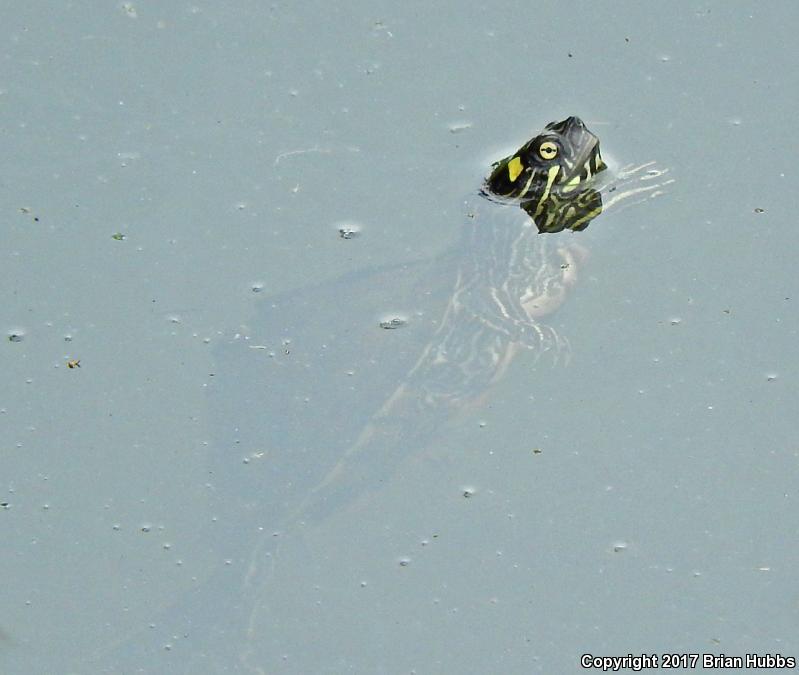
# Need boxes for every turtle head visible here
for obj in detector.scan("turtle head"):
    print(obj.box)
[483,116,607,233]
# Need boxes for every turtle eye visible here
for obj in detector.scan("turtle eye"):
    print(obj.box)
[538,141,558,161]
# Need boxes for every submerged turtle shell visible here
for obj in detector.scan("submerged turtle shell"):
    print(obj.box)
[206,196,577,526]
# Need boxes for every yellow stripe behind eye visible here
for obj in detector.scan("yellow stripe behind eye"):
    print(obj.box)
[534,165,561,217]
[507,156,523,182]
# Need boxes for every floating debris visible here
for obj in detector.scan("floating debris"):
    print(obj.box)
[19,207,39,222]
[336,221,362,239]
[379,317,407,330]
[448,122,473,134]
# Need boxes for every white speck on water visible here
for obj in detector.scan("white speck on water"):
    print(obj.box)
[448,121,473,134]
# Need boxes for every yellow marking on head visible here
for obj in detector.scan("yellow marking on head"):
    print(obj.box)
[534,165,561,217]
[539,141,558,160]
[561,174,582,194]
[519,168,537,197]
[507,156,524,182]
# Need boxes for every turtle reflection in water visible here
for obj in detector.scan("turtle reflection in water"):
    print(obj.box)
[101,117,670,670]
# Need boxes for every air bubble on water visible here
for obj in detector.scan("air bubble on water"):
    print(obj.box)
[728,117,742,126]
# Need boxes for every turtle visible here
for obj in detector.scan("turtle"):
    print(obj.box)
[95,117,671,671]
